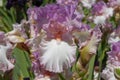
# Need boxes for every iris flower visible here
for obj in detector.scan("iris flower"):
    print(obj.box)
[92,1,114,25]
[27,3,79,73]
[40,21,77,73]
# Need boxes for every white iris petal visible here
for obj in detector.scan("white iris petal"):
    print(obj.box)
[0,44,14,72]
[40,39,76,73]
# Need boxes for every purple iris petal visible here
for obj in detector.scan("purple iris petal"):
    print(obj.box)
[92,1,106,15]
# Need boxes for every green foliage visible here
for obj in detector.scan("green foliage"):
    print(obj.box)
[0,7,16,32]
[115,68,120,79]
[87,55,96,80]
[13,48,33,80]
[58,73,66,80]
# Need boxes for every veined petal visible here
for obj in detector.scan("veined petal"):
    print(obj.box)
[40,39,76,73]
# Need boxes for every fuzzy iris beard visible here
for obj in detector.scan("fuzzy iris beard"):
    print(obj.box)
[40,39,76,73]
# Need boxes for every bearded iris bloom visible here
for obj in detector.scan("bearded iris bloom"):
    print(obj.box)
[27,2,80,74]
[40,21,77,73]
[92,1,114,25]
